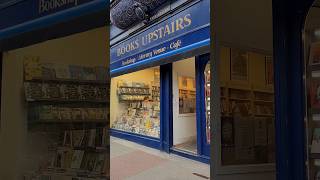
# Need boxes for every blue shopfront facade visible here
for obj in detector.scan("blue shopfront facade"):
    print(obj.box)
[0,0,108,51]
[110,0,210,163]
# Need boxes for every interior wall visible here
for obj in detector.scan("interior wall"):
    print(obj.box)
[172,57,197,146]
[110,68,157,125]
[0,27,108,180]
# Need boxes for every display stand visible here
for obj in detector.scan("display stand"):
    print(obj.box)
[219,84,275,165]
[23,59,110,180]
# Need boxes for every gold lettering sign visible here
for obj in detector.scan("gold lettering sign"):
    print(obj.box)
[116,14,192,57]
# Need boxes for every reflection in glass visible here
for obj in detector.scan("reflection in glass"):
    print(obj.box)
[220,47,275,165]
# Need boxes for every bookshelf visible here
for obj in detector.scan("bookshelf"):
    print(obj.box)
[23,60,109,179]
[220,84,275,165]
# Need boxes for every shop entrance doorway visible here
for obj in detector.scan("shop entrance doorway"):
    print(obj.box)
[172,57,198,154]
[169,55,210,160]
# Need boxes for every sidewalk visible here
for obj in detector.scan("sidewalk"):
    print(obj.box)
[110,137,210,180]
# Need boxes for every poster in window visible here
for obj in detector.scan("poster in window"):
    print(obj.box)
[230,49,249,81]
[265,56,274,85]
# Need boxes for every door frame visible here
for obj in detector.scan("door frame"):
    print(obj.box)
[163,55,210,163]
[196,54,211,157]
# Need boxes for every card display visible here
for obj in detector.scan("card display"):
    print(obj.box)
[112,80,160,138]
[24,82,109,102]
[23,60,109,179]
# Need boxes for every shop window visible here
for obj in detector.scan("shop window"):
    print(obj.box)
[110,67,160,138]
[0,28,109,179]
[220,47,276,165]
[304,1,320,179]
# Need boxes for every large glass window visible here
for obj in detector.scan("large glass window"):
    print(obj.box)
[219,47,276,165]
[110,67,160,138]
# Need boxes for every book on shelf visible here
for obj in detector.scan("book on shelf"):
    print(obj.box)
[72,130,85,147]
[70,150,85,169]
[69,65,84,80]
[311,128,320,154]
[310,79,320,110]
[221,116,234,146]
[82,67,97,81]
[24,56,42,80]
[309,42,320,65]
[253,117,268,146]
[42,63,56,79]
[24,82,45,101]
[54,64,71,79]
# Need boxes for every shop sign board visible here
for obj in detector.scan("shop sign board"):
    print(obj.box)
[0,0,97,31]
[110,0,210,73]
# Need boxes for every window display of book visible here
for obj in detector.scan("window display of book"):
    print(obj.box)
[111,100,160,138]
[112,81,160,138]
[23,59,109,179]
[219,86,275,165]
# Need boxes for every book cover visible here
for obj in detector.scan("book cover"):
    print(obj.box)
[221,116,234,146]
[310,79,320,109]
[309,42,320,65]
[72,130,85,147]
[84,153,98,171]
[69,65,84,80]
[88,129,96,147]
[23,56,42,80]
[24,82,44,101]
[70,150,85,169]
[82,67,96,81]
[63,131,72,146]
[254,117,268,146]
[42,63,56,79]
[94,154,106,172]
[312,128,320,153]
[54,64,71,79]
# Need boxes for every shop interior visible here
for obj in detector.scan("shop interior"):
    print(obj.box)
[0,27,109,180]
